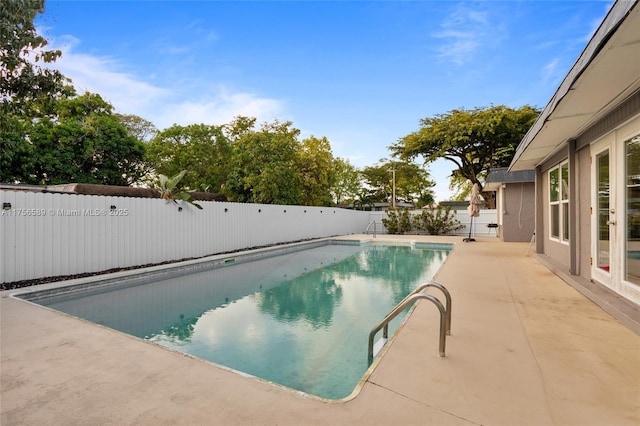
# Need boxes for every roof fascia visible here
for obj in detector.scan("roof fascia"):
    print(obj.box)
[509,0,638,170]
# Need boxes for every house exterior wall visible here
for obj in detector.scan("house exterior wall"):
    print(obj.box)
[535,106,640,305]
[512,1,640,307]
[500,183,535,242]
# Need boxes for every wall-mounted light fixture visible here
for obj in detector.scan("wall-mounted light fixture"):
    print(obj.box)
[2,202,11,210]
[178,206,183,212]
[110,205,117,210]
[224,208,229,212]
[284,209,287,213]
[258,209,261,213]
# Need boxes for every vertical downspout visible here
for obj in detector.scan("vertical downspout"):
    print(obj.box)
[568,139,578,275]
[535,165,544,254]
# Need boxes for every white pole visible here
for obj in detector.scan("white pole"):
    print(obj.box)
[392,168,396,208]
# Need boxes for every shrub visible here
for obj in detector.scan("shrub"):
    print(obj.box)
[413,206,463,235]
[382,209,413,234]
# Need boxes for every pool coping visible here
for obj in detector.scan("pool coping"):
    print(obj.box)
[6,237,452,301]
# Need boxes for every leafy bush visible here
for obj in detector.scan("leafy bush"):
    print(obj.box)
[413,206,463,235]
[382,209,413,234]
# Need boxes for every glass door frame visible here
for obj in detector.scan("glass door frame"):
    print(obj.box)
[591,136,616,288]
[591,116,640,305]
[620,124,640,292]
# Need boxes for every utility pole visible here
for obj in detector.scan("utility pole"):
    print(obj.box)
[392,167,396,209]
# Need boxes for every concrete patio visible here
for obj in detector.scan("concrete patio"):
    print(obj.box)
[2,235,639,425]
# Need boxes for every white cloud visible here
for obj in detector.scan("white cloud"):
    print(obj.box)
[44,33,285,130]
[433,3,505,67]
[48,34,172,113]
[153,90,285,129]
[542,57,562,86]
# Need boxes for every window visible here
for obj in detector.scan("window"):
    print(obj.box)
[626,135,640,285]
[549,161,569,242]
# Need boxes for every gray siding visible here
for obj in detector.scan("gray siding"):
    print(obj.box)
[501,183,535,242]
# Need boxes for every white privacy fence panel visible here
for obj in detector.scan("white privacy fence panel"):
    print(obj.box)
[0,190,371,283]
[451,210,498,236]
[366,209,498,237]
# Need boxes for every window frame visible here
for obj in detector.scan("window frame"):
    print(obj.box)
[549,161,570,244]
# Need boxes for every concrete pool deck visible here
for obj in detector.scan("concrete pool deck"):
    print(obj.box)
[1,235,639,425]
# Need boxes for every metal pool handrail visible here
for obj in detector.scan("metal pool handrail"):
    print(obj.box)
[405,281,451,335]
[365,220,377,237]
[368,281,451,364]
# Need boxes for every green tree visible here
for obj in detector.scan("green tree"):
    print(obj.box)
[0,115,34,183]
[391,105,539,208]
[331,158,362,205]
[361,159,435,207]
[27,93,146,185]
[352,189,377,211]
[299,135,335,206]
[146,123,232,192]
[116,113,158,143]
[0,0,74,183]
[0,0,73,116]
[223,115,257,142]
[225,120,303,204]
[448,174,473,201]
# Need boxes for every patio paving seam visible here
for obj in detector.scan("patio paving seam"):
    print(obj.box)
[364,381,483,426]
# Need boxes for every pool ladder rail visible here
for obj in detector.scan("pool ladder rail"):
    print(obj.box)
[368,281,451,365]
[365,220,378,237]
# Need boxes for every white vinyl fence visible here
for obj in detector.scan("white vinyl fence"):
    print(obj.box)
[366,209,498,237]
[449,209,498,237]
[0,190,372,284]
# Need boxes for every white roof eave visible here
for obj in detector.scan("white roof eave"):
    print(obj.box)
[509,0,640,171]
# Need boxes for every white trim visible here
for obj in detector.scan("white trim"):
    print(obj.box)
[591,137,615,288]
[591,115,640,306]
[548,161,569,245]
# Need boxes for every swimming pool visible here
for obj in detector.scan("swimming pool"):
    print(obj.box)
[20,239,452,400]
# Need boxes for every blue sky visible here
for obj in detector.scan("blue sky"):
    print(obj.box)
[37,0,612,201]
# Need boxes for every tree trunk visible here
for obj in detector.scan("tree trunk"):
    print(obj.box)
[482,191,496,209]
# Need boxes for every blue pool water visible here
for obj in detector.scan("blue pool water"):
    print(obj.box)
[28,241,451,399]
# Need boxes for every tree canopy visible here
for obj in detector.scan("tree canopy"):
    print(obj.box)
[298,135,336,206]
[0,0,73,116]
[26,93,147,185]
[146,123,232,192]
[225,120,304,204]
[391,105,539,207]
[1,1,146,186]
[361,159,435,208]
[116,113,158,143]
[331,158,361,206]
